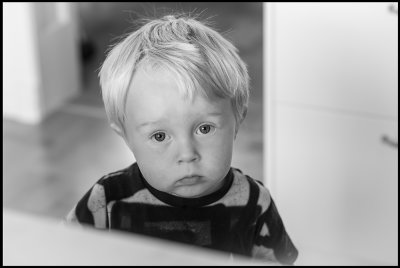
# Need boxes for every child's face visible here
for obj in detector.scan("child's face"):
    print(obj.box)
[123,67,237,198]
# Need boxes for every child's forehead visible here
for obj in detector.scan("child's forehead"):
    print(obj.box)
[126,67,230,115]
[130,63,222,102]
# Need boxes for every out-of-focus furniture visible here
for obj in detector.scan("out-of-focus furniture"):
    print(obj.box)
[3,209,264,266]
[264,3,398,265]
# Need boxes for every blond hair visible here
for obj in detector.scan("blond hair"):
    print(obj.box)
[99,13,249,136]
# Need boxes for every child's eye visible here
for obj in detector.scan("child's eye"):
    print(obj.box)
[151,132,168,142]
[196,124,215,135]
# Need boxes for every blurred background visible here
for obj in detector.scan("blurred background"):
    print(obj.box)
[3,3,263,219]
[3,2,398,266]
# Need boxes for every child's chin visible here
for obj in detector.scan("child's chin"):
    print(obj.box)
[171,187,207,198]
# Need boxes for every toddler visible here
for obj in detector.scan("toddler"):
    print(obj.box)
[66,13,298,265]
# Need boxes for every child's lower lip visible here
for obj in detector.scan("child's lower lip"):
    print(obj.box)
[178,176,202,185]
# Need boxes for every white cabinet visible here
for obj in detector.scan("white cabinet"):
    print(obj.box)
[274,105,397,265]
[3,3,81,124]
[264,3,398,265]
[272,3,398,117]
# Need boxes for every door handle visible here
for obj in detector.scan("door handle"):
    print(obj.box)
[382,134,398,148]
[389,2,398,15]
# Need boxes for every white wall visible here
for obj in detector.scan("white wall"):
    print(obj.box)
[264,3,398,265]
[3,3,42,123]
[3,3,81,124]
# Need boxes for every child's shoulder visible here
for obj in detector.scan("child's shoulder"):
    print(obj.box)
[231,167,272,213]
[98,163,136,183]
[90,162,144,201]
[231,167,270,194]
[97,162,144,185]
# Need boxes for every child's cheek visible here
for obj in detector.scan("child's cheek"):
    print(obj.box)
[147,143,169,158]
[150,142,182,165]
[202,133,233,157]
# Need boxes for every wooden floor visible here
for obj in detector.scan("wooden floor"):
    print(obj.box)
[3,3,263,220]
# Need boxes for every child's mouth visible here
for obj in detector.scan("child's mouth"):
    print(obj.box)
[177,175,203,186]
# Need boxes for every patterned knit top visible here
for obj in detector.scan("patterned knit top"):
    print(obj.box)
[65,163,298,265]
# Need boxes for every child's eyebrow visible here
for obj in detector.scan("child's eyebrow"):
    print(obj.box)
[137,112,224,130]
[202,112,224,118]
[137,120,164,130]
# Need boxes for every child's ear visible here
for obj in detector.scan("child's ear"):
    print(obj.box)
[110,123,131,148]
[234,124,240,139]
[110,123,124,138]
[234,109,247,139]
[234,121,241,139]
[241,108,248,122]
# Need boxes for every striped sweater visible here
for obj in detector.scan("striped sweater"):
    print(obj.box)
[65,162,298,264]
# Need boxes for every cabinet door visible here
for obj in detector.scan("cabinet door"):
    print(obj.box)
[272,105,397,265]
[33,3,81,116]
[271,3,398,117]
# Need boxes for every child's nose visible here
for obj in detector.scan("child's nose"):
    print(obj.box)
[176,137,200,164]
